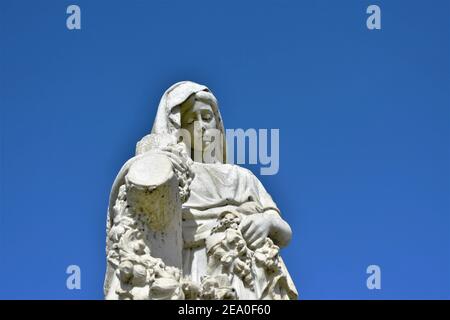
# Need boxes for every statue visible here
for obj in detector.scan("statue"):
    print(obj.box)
[104,81,298,300]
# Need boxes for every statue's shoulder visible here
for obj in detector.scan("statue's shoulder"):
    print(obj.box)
[228,163,255,176]
[192,162,248,176]
[218,163,256,180]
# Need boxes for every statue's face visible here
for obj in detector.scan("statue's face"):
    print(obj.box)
[181,100,217,152]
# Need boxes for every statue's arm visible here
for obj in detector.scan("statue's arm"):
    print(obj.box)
[244,170,293,248]
[265,210,292,248]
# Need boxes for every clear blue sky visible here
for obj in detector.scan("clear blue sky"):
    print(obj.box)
[0,0,449,299]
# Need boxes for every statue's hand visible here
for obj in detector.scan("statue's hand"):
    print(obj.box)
[239,213,274,249]
[156,146,191,173]
[239,212,292,249]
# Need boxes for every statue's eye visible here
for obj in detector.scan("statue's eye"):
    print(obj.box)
[202,114,212,121]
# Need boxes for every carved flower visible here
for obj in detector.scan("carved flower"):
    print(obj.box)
[118,261,134,284]
[150,278,183,300]
[109,225,125,242]
[131,264,147,287]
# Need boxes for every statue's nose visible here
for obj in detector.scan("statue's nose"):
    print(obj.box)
[196,114,206,132]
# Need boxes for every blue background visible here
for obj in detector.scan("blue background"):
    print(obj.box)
[1,0,449,299]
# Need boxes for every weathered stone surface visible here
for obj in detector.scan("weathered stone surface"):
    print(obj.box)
[104,81,298,300]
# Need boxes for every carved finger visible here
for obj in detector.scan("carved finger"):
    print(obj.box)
[243,224,256,240]
[239,217,252,233]
[159,152,184,172]
[249,237,264,249]
[247,230,262,246]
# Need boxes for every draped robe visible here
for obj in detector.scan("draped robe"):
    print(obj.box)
[105,81,298,299]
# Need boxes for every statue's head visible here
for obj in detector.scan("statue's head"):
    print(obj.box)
[147,81,226,164]
[180,91,218,153]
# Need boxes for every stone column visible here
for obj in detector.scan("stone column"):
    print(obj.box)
[125,153,183,269]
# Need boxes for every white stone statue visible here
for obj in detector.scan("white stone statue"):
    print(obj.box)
[104,81,298,300]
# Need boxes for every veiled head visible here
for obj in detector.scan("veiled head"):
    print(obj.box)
[180,91,218,153]
[140,81,226,163]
